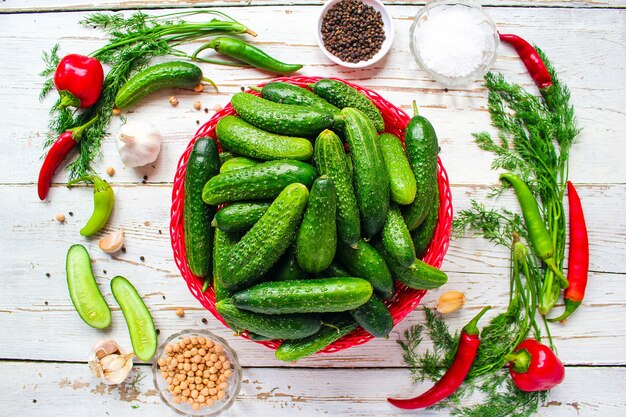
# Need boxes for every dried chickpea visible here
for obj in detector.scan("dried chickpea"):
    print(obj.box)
[198,336,206,344]
[191,390,199,399]
[172,396,181,404]
[218,382,228,391]
[193,100,202,110]
[165,345,173,354]
[207,380,216,388]
[224,369,232,378]
[187,398,194,405]
[180,381,188,390]
[106,166,115,177]
[198,348,207,356]
[205,339,214,348]
[206,398,215,406]
[182,389,190,397]
[176,374,186,382]
[209,353,218,363]
[210,374,218,382]
[191,337,198,345]
[217,391,226,400]
[201,387,209,396]
[209,388,217,396]
[169,96,179,106]
[183,337,191,345]
[192,403,200,411]
[190,347,198,355]
[166,377,173,385]
[198,394,206,403]
[215,361,223,370]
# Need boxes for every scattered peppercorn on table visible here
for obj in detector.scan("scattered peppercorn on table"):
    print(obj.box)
[1,1,625,416]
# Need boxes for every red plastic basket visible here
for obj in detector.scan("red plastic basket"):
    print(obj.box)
[170,76,453,354]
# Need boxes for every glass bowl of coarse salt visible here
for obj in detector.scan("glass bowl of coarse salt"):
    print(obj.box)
[409,0,499,86]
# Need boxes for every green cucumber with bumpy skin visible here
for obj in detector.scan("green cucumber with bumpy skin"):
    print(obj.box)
[350,294,394,338]
[337,239,395,300]
[216,299,321,340]
[375,241,447,290]
[216,116,313,161]
[379,133,417,205]
[110,276,157,361]
[403,103,439,230]
[219,151,236,164]
[184,137,220,277]
[310,79,385,132]
[231,92,334,137]
[231,277,373,314]
[412,187,440,258]
[381,205,416,268]
[212,201,271,233]
[212,228,240,303]
[66,244,111,329]
[322,261,351,278]
[275,314,357,362]
[220,183,309,291]
[295,176,337,273]
[342,108,390,237]
[259,82,341,115]
[202,160,317,205]
[267,246,310,281]
[219,156,259,173]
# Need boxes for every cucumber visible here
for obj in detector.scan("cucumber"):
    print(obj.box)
[375,241,448,290]
[115,61,205,109]
[247,332,275,341]
[216,299,321,340]
[66,244,111,329]
[310,79,385,132]
[216,116,313,161]
[314,130,361,246]
[412,187,440,258]
[260,82,341,115]
[337,239,395,300]
[322,261,352,278]
[231,92,334,137]
[295,176,337,273]
[184,137,220,277]
[342,107,390,237]
[110,276,157,361]
[219,151,236,164]
[212,201,271,233]
[275,314,358,362]
[379,133,417,205]
[212,228,240,302]
[350,294,394,338]
[231,278,373,314]
[267,246,310,281]
[403,106,439,230]
[202,160,317,205]
[220,183,309,291]
[219,156,259,173]
[381,205,416,268]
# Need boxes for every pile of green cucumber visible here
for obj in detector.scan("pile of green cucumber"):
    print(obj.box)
[183,79,447,362]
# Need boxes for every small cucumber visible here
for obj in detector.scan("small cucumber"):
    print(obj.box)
[110,276,157,361]
[260,82,341,115]
[295,176,337,273]
[379,133,417,205]
[350,294,394,338]
[218,151,236,164]
[342,108,390,237]
[375,241,448,290]
[403,105,439,230]
[412,187,440,258]
[216,299,321,340]
[231,278,373,314]
[115,61,206,109]
[216,116,313,161]
[212,201,271,233]
[337,239,395,300]
[212,228,240,302]
[322,261,352,278]
[231,92,334,137]
[381,205,416,268]
[220,183,309,291]
[219,156,259,173]
[275,314,358,362]
[202,160,317,205]
[184,137,220,277]
[314,130,361,246]
[266,246,310,281]
[66,244,111,329]
[310,79,385,132]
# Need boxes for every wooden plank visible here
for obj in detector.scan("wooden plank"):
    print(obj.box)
[0,7,624,185]
[2,361,625,416]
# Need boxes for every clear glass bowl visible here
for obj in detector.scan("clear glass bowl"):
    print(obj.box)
[409,0,499,86]
[152,329,242,416]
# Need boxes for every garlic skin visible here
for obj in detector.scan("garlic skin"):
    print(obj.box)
[116,121,162,167]
[88,339,134,385]
[98,229,125,253]
[436,291,466,314]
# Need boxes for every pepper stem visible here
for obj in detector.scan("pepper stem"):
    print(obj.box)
[57,90,81,109]
[67,175,94,187]
[462,306,491,335]
[69,116,99,140]
[201,77,219,92]
[547,299,581,323]
[504,348,532,374]
[544,258,569,288]
[412,100,419,117]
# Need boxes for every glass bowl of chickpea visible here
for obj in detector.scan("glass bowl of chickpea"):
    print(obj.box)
[152,329,242,416]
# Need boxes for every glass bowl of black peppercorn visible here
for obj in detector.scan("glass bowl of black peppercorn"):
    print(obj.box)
[317,0,394,68]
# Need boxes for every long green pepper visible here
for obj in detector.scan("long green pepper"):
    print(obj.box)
[68,175,114,236]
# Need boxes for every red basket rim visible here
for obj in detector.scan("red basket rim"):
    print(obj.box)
[170,76,453,355]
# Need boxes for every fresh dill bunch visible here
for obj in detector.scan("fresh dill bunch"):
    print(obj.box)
[39,43,60,100]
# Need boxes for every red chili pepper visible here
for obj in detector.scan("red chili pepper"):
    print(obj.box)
[388,306,491,409]
[54,54,104,108]
[498,33,554,106]
[549,181,589,322]
[37,117,98,200]
[505,339,565,391]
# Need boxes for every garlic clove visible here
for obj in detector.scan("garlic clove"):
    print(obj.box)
[436,290,466,314]
[88,339,134,385]
[91,339,122,360]
[98,229,125,254]
[103,366,130,385]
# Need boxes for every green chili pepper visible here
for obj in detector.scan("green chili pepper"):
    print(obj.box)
[191,37,303,75]
[500,173,568,288]
[68,175,114,236]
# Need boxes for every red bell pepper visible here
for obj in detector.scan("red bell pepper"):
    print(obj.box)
[54,54,104,108]
[506,339,565,392]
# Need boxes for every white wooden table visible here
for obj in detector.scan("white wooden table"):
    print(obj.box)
[1,1,625,415]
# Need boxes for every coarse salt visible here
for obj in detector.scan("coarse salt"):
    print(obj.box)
[414,5,496,78]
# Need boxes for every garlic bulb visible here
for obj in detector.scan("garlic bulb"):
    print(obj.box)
[98,229,125,254]
[88,339,134,385]
[116,121,162,167]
